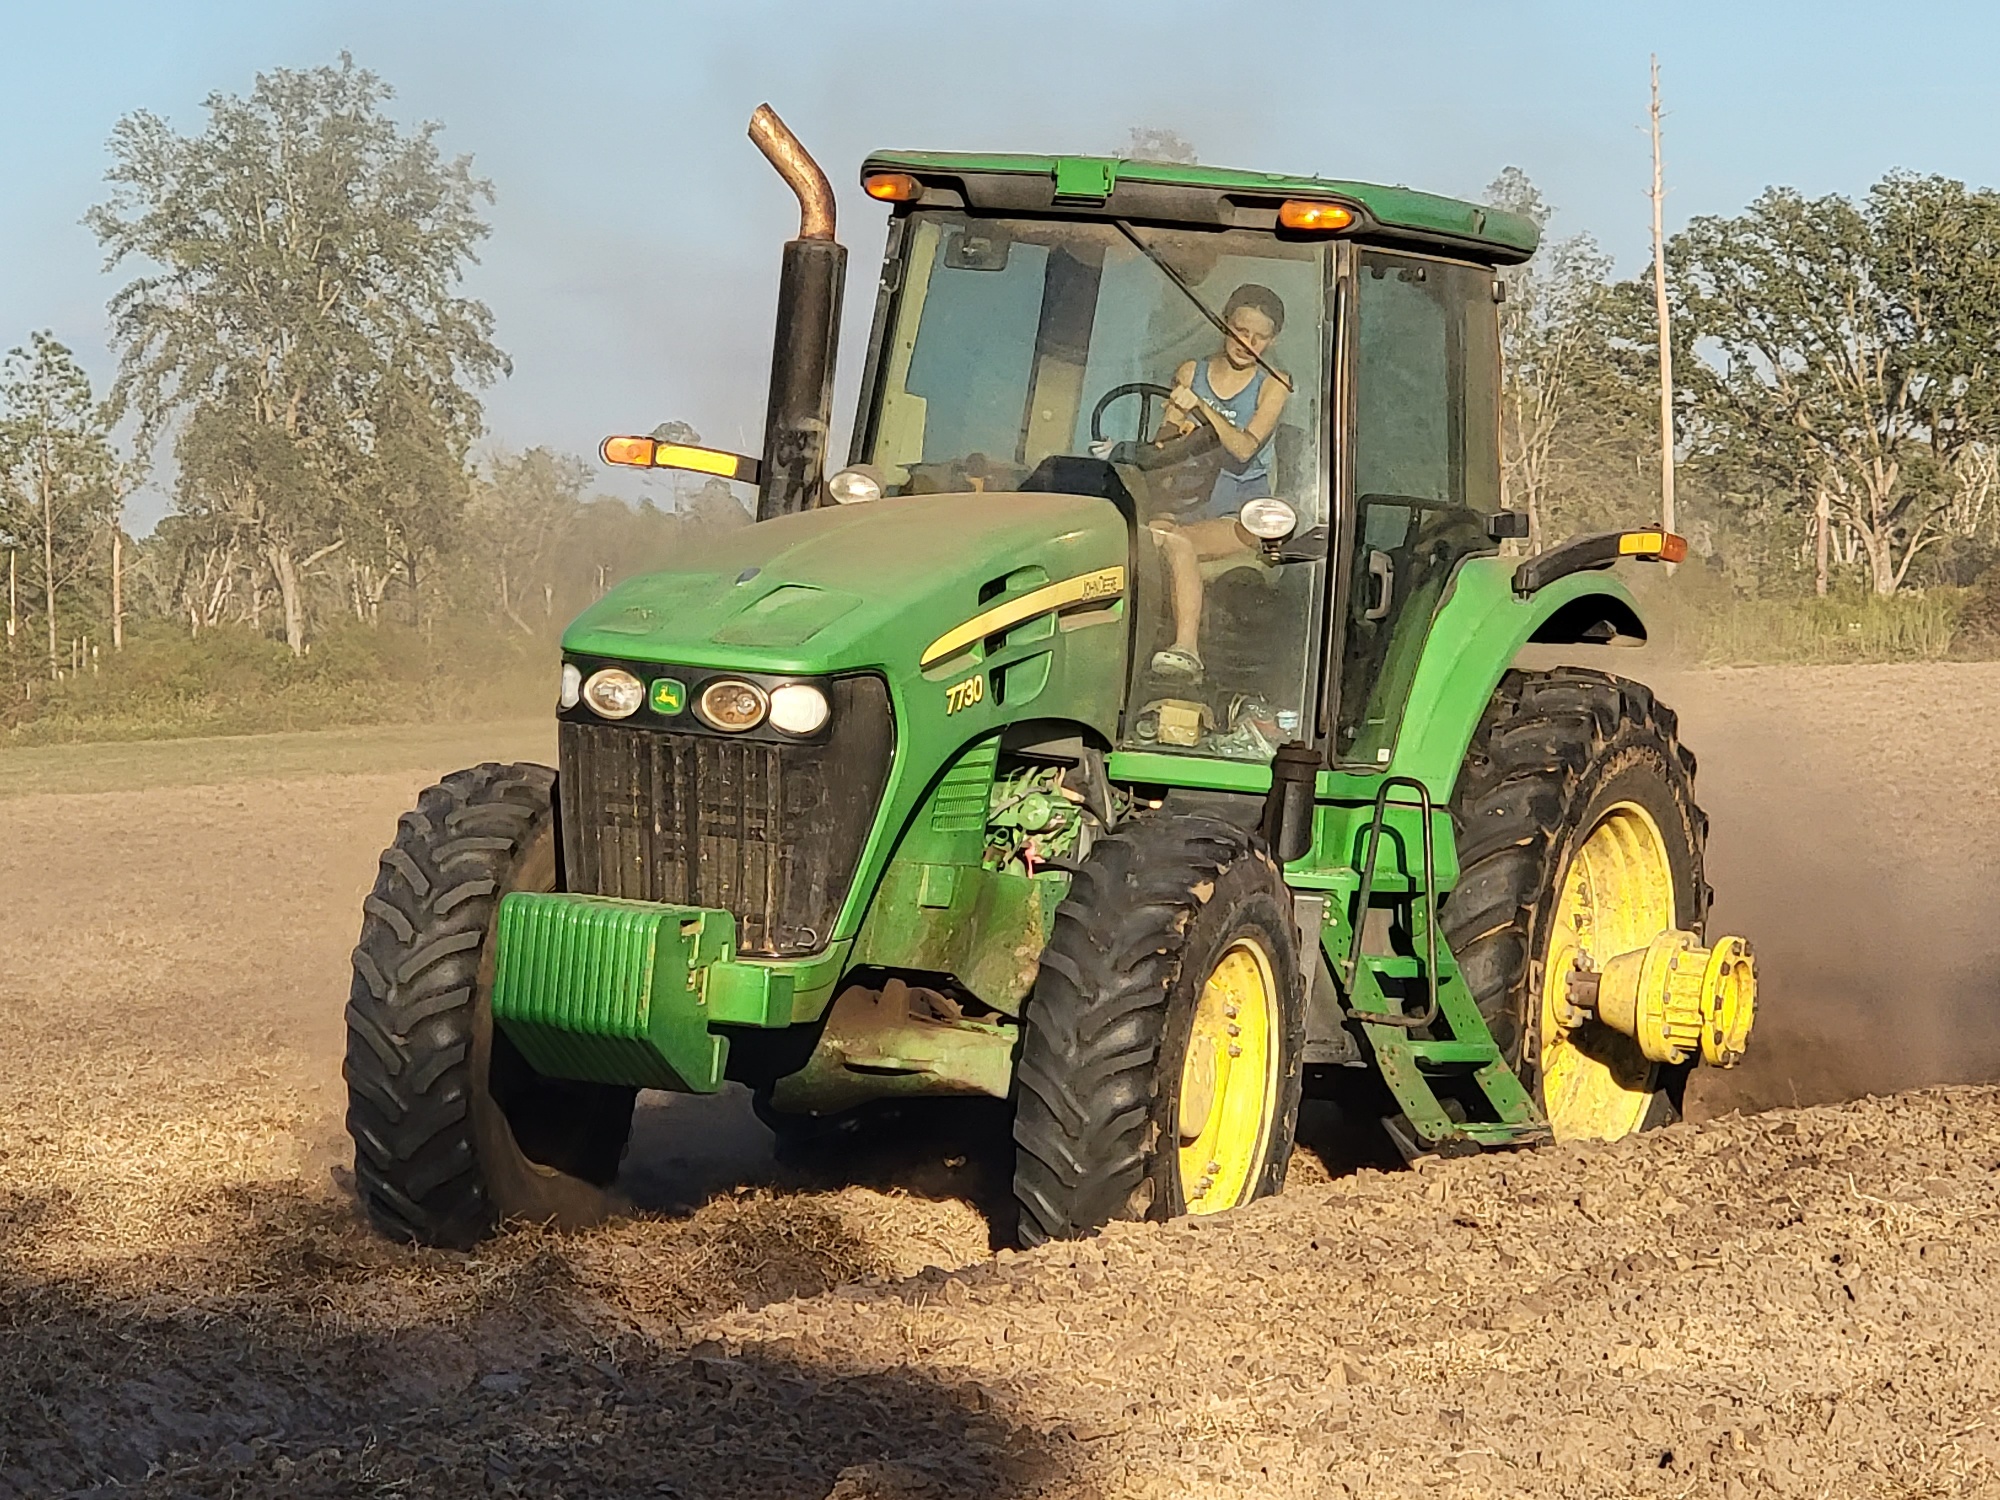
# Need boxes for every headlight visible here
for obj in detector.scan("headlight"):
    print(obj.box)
[1238,497,1298,540]
[559,662,582,709]
[582,667,644,719]
[827,467,883,505]
[697,678,769,732]
[768,682,831,736]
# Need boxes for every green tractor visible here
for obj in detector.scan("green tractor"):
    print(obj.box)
[345,106,1757,1248]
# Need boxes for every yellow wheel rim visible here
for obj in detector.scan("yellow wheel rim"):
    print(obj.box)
[1177,938,1280,1215]
[1539,802,1676,1141]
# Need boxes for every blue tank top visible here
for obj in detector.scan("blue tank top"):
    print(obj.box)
[1191,361,1274,481]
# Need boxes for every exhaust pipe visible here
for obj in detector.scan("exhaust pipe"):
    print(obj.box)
[749,104,845,521]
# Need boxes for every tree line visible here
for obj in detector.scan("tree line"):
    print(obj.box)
[7,58,2000,698]
[0,56,742,693]
[1491,166,2000,596]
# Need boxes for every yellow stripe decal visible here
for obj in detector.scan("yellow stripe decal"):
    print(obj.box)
[655,443,758,482]
[920,566,1126,668]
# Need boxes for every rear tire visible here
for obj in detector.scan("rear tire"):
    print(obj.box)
[1443,668,1707,1140]
[1012,815,1305,1245]
[344,762,638,1248]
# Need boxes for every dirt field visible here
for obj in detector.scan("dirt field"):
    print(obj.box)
[5,661,2000,1497]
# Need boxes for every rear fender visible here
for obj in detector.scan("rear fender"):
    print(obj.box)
[1363,556,1645,803]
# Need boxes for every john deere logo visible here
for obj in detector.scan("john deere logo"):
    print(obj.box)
[650,678,687,715]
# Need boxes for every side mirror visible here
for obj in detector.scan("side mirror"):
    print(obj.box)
[1487,510,1530,541]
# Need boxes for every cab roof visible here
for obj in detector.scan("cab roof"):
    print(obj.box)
[861,151,1538,267]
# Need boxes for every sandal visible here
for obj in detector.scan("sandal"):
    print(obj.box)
[1150,647,1204,680]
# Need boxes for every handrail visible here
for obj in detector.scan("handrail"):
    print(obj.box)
[1342,775,1441,1031]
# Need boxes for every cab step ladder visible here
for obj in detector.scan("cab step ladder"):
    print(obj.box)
[1340,776,1550,1151]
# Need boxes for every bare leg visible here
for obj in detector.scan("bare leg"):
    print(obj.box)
[1151,524,1204,655]
[1148,518,1253,668]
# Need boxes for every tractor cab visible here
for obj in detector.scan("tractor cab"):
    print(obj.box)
[835,154,1525,770]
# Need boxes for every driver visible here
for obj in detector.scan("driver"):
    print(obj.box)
[1145,284,1290,679]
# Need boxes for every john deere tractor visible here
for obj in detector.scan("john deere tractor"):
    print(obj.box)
[345,107,1757,1248]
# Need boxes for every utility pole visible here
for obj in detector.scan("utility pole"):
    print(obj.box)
[111,512,124,652]
[1649,55,1677,545]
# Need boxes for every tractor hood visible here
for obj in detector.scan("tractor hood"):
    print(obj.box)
[561,489,1131,677]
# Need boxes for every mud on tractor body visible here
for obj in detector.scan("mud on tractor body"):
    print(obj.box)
[345,109,1757,1249]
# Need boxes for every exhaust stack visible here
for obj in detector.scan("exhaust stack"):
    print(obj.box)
[749,104,845,521]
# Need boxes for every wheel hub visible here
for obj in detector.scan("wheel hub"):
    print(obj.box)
[1565,931,1757,1067]
[1538,802,1679,1141]
[1177,939,1279,1213]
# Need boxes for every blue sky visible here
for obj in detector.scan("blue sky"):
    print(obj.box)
[7,0,2000,532]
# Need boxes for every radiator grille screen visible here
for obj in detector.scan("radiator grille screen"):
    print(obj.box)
[558,676,893,956]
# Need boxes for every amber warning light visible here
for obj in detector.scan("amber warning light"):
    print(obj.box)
[599,436,762,484]
[1278,200,1357,232]
[1619,529,1690,564]
[864,172,923,202]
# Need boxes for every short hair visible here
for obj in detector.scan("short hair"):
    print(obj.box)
[1223,283,1285,336]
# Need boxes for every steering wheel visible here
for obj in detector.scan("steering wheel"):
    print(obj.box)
[1090,382,1177,444]
[1090,380,1222,473]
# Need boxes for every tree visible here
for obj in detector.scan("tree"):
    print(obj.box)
[465,447,593,634]
[89,54,507,652]
[1672,174,2000,594]
[1119,127,1198,164]
[0,334,116,677]
[1485,169,1617,549]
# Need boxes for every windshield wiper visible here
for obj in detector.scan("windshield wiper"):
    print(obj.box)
[1114,220,1294,392]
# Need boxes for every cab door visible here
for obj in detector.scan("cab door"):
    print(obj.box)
[1331,250,1504,766]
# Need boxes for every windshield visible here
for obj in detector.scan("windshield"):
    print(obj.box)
[857,212,1330,761]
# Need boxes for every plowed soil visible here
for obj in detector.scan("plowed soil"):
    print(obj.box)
[4,662,2000,1498]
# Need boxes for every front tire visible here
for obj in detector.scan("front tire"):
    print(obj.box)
[1443,668,1708,1141]
[344,762,638,1248]
[1012,815,1306,1245]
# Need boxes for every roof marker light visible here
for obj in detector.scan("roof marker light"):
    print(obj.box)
[1278,200,1357,232]
[864,172,923,202]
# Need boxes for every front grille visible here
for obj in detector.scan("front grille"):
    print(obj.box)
[557,676,894,957]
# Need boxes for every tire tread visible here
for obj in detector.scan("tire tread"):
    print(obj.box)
[344,762,555,1248]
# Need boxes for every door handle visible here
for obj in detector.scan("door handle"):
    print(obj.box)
[1364,550,1394,621]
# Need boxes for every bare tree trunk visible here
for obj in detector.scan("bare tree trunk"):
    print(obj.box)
[6,550,16,653]
[1649,55,1677,549]
[404,553,422,629]
[268,541,307,656]
[1854,522,1898,597]
[1814,485,1830,596]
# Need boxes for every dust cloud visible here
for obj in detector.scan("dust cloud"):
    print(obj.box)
[1644,658,2000,1116]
